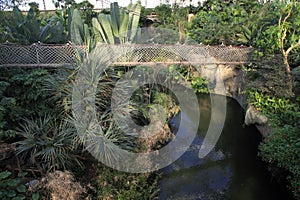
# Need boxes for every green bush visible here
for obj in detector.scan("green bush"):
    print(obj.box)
[259,125,300,199]
[0,68,55,140]
[248,90,300,199]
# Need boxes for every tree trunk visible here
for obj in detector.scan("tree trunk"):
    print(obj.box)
[283,52,294,95]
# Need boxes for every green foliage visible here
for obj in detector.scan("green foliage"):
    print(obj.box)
[69,8,85,45]
[248,91,294,114]
[169,65,209,94]
[28,2,39,15]
[248,90,300,199]
[188,0,261,45]
[68,7,94,47]
[0,2,141,45]
[0,6,69,44]
[153,4,190,43]
[67,2,141,47]
[39,17,67,44]
[53,0,76,9]
[236,2,278,47]
[52,0,96,26]
[255,25,281,56]
[92,2,141,45]
[154,4,172,27]
[0,81,10,139]
[252,1,300,69]
[15,114,82,173]
[247,90,299,126]
[0,69,54,140]
[76,0,97,26]
[0,170,39,200]
[244,2,300,187]
[259,125,300,199]
[153,92,178,115]
[190,76,209,94]
[94,165,159,200]
[0,7,40,44]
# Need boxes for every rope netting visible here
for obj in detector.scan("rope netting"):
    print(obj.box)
[0,43,253,67]
[0,43,85,67]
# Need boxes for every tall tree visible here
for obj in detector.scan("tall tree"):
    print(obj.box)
[188,0,261,45]
[52,0,75,9]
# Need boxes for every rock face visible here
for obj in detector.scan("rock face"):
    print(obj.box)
[198,64,247,108]
[198,64,270,137]
[244,105,268,126]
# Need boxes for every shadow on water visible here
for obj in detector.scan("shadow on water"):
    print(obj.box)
[159,94,293,200]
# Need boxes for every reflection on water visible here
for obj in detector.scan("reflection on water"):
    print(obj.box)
[159,94,293,200]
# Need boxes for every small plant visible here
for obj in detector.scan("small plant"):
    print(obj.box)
[15,114,82,174]
[94,165,159,200]
[190,76,209,94]
[153,91,179,119]
[247,90,299,126]
[0,170,39,200]
[168,65,209,94]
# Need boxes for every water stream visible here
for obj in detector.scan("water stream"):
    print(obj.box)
[159,94,293,200]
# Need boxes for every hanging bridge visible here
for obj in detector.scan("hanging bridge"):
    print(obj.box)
[0,42,254,68]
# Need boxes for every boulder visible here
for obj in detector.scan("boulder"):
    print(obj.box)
[244,105,268,126]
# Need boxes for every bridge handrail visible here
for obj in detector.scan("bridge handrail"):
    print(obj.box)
[0,43,254,68]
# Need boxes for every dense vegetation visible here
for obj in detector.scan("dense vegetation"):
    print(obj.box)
[0,0,299,199]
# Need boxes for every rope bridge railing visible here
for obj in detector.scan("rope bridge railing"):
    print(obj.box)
[0,43,85,68]
[0,43,254,68]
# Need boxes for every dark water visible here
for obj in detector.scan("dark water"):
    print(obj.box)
[159,94,293,200]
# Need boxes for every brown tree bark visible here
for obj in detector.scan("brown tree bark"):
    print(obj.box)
[278,1,299,95]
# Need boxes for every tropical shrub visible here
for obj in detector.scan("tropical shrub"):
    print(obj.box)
[39,16,67,44]
[152,4,192,43]
[1,7,40,44]
[0,6,69,44]
[15,114,82,173]
[0,68,54,140]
